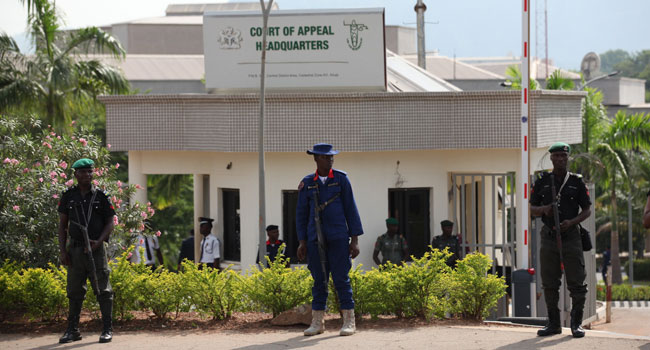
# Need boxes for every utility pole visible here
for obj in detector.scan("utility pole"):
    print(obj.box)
[415,0,427,69]
[258,0,274,266]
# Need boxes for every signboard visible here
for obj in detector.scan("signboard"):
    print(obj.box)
[203,8,386,92]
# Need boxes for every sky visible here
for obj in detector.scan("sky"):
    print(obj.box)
[1,0,649,70]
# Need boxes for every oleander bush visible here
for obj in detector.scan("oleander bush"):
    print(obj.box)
[0,251,508,322]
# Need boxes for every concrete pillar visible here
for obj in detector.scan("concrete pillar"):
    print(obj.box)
[128,151,147,205]
[193,174,205,262]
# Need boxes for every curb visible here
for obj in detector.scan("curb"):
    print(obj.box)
[609,300,650,308]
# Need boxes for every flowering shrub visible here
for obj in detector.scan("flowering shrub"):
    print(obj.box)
[0,115,153,267]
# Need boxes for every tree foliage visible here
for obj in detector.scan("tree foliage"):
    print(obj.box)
[0,0,129,131]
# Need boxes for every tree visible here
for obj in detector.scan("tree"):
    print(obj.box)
[0,0,129,131]
[590,111,650,284]
[600,49,631,74]
[0,114,153,267]
[504,65,539,90]
[545,70,575,91]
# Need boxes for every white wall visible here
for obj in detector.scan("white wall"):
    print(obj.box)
[130,147,551,271]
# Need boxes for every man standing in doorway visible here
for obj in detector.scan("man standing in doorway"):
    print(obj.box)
[198,217,220,271]
[57,158,115,343]
[530,142,591,338]
[296,143,363,336]
[431,220,461,268]
[373,217,408,266]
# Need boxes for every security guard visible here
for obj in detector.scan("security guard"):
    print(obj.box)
[198,217,220,270]
[530,142,591,338]
[431,220,461,268]
[373,217,408,265]
[257,225,287,267]
[57,158,115,343]
[296,143,363,336]
[177,229,195,271]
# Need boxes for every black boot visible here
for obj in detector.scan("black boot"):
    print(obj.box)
[570,308,585,338]
[59,300,83,343]
[537,309,562,336]
[99,299,113,343]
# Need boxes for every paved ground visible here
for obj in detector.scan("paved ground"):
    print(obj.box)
[2,321,649,350]
[590,306,650,337]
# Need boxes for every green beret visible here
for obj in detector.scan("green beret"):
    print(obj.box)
[440,220,454,227]
[71,158,94,169]
[548,142,570,153]
[386,217,399,225]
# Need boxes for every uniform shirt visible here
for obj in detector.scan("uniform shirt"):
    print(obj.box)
[132,235,160,265]
[199,234,220,263]
[530,171,591,229]
[257,239,285,266]
[432,234,461,266]
[374,233,408,264]
[296,168,364,242]
[177,236,195,264]
[58,186,116,241]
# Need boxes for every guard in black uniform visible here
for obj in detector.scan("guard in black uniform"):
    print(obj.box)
[257,225,287,267]
[431,220,461,268]
[57,158,116,343]
[530,143,591,338]
[177,229,195,271]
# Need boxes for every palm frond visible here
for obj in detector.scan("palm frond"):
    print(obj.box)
[63,27,125,58]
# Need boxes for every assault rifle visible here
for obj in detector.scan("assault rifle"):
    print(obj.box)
[312,186,340,284]
[71,198,100,296]
[550,174,564,271]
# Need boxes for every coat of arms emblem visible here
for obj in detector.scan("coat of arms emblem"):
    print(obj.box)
[218,27,242,49]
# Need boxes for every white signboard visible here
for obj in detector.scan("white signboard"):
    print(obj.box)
[203,8,386,92]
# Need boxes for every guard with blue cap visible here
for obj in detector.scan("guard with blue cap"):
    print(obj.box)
[296,143,363,336]
[530,142,591,338]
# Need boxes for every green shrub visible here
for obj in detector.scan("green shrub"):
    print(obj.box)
[109,248,149,320]
[448,253,507,320]
[181,261,243,320]
[243,249,312,317]
[348,265,393,319]
[139,267,186,320]
[0,260,24,313]
[388,249,451,318]
[18,264,68,320]
[599,283,650,301]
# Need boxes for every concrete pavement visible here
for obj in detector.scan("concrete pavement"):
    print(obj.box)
[2,323,649,350]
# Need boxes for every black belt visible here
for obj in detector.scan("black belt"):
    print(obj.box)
[544,225,578,238]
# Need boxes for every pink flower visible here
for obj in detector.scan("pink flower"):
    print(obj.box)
[115,162,119,169]
[79,138,88,147]
[135,184,142,189]
[140,212,148,219]
[116,180,122,187]
[139,238,144,244]
[52,194,59,199]
[3,158,10,164]
[65,179,74,186]
[44,156,49,162]
[38,177,44,183]
[16,186,22,191]
[155,231,161,237]
[57,136,61,139]
[50,132,56,136]
[127,252,132,259]
[50,171,58,179]
[12,205,19,211]
[23,168,29,174]
[60,173,67,179]
[139,223,145,231]
[34,162,41,167]
[51,181,57,186]
[147,202,151,206]
[59,161,67,169]
[129,228,134,233]
[93,180,99,186]
[107,144,112,149]
[71,136,76,140]
[71,121,76,125]
[113,216,119,225]
[42,141,52,149]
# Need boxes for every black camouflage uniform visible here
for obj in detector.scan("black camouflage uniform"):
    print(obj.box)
[530,142,591,338]
[58,158,116,343]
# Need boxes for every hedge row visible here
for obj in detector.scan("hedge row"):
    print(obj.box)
[623,259,650,281]
[0,247,506,322]
[596,283,650,301]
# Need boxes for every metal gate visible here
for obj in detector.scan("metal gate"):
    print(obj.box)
[451,172,517,319]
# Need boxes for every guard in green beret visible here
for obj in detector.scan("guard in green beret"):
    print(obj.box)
[431,220,461,268]
[57,158,116,343]
[531,142,591,338]
[373,218,408,266]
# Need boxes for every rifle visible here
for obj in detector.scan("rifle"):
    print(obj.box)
[549,173,564,271]
[70,192,100,296]
[312,184,340,284]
